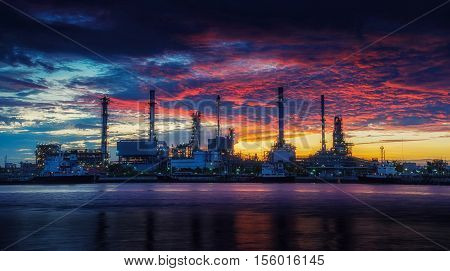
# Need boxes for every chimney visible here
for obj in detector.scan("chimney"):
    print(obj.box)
[100,95,110,162]
[321,95,326,152]
[277,87,285,146]
[149,89,156,142]
[216,95,221,138]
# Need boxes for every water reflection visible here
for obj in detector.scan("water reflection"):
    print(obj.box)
[0,183,449,250]
[234,211,274,250]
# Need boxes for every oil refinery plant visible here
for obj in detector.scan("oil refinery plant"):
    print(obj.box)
[116,90,169,171]
[300,95,371,178]
[17,86,447,183]
[261,87,296,178]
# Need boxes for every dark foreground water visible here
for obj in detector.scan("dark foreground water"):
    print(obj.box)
[1,183,450,251]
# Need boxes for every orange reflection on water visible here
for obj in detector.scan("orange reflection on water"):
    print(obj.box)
[234,210,274,250]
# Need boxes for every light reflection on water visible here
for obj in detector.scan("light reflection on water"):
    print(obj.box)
[0,183,450,251]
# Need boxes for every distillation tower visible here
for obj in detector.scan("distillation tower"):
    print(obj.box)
[100,95,110,162]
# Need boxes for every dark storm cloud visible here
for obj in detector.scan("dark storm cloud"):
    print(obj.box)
[0,75,47,91]
[15,89,42,97]
[0,98,31,107]
[0,0,194,57]
[0,0,448,59]
[0,45,56,71]
[425,101,450,113]
[141,61,192,78]
[395,116,431,126]
[0,45,34,66]
[66,70,139,95]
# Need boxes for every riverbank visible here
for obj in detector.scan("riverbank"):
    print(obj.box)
[0,175,449,185]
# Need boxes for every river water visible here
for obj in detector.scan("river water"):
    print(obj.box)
[0,183,449,250]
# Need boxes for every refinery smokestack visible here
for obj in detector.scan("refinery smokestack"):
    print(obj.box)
[277,87,285,146]
[100,95,110,162]
[216,95,221,138]
[321,94,326,152]
[149,89,156,142]
[191,111,201,151]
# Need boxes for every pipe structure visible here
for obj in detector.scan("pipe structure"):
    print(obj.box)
[321,95,326,152]
[149,89,156,142]
[277,87,285,146]
[100,95,110,162]
[332,115,348,155]
[191,111,201,151]
[216,95,221,138]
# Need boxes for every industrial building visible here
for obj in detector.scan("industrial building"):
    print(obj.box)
[117,139,169,170]
[116,89,169,171]
[40,153,87,176]
[301,95,370,177]
[63,149,103,169]
[402,162,419,175]
[170,95,236,174]
[35,143,61,170]
[36,148,104,176]
[7,81,445,182]
[35,94,110,175]
[207,95,235,156]
[31,86,373,178]
[170,151,215,173]
[171,111,202,159]
[261,87,296,177]
[207,129,235,155]
[9,83,448,182]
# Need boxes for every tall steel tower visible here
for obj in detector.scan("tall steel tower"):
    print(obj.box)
[191,111,201,151]
[380,146,385,163]
[332,115,347,155]
[149,89,156,142]
[216,95,221,138]
[321,95,327,152]
[100,95,110,162]
[277,87,285,146]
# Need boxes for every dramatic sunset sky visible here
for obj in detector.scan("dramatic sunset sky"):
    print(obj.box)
[0,0,449,162]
